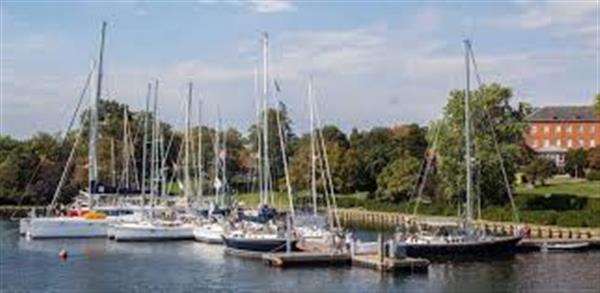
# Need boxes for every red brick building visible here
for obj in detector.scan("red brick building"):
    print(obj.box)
[524,106,600,167]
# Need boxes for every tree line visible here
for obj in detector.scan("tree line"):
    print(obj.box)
[1,84,598,210]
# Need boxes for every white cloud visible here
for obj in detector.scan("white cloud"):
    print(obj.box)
[197,0,296,14]
[491,1,598,30]
[248,0,295,13]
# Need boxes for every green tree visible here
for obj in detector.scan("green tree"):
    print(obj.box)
[522,157,556,186]
[565,149,588,178]
[247,105,296,191]
[376,153,421,202]
[587,146,600,170]
[437,83,527,206]
[595,92,600,116]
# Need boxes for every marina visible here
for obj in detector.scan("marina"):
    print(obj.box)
[2,2,600,292]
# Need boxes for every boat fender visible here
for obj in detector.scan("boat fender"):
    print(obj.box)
[58,248,68,260]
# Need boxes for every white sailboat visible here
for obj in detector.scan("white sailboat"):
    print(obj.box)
[22,22,149,239]
[222,33,297,252]
[112,82,194,241]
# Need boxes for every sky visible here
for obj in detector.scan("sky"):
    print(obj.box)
[1,0,599,139]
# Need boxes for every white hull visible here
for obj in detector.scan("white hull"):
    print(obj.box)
[19,218,31,235]
[112,222,194,242]
[193,223,224,244]
[26,217,110,239]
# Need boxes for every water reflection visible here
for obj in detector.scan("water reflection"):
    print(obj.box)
[2,221,600,292]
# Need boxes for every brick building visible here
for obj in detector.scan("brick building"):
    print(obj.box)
[524,106,600,167]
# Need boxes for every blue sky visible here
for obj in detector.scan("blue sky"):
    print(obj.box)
[1,1,599,138]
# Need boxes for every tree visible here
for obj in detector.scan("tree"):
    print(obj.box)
[437,83,527,206]
[350,124,427,193]
[565,149,588,178]
[288,125,359,194]
[595,92,600,117]
[588,146,600,170]
[376,153,421,202]
[247,105,296,191]
[522,157,556,186]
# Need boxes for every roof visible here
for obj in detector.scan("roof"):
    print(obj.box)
[526,106,599,122]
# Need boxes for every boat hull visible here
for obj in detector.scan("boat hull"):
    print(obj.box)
[222,236,297,252]
[395,235,523,259]
[112,224,194,242]
[26,217,109,239]
[193,224,224,244]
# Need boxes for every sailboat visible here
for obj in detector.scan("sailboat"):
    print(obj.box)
[112,82,195,241]
[21,22,149,239]
[294,77,342,245]
[222,32,297,252]
[393,40,523,258]
[193,96,228,244]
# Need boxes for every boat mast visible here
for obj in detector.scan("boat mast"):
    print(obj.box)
[197,99,203,200]
[141,83,151,200]
[122,107,130,190]
[464,39,473,227]
[254,65,264,205]
[308,77,318,216]
[261,32,272,205]
[89,21,106,208]
[184,82,192,208]
[213,111,221,206]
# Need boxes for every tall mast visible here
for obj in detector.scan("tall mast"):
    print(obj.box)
[213,112,221,205]
[151,80,159,201]
[197,99,203,200]
[89,21,106,207]
[261,32,272,204]
[254,65,264,205]
[464,39,473,225]
[122,107,130,189]
[110,138,116,187]
[184,82,192,208]
[221,122,227,207]
[308,78,317,216]
[141,83,151,198]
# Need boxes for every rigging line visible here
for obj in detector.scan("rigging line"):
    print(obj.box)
[273,94,295,220]
[312,93,342,230]
[412,119,444,218]
[10,62,96,219]
[467,43,520,223]
[47,116,88,216]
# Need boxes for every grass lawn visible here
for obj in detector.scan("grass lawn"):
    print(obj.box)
[516,177,600,198]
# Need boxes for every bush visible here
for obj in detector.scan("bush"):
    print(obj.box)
[586,169,600,181]
[523,194,587,211]
[520,210,558,226]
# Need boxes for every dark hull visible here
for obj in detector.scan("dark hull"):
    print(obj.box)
[395,235,523,259]
[222,236,297,252]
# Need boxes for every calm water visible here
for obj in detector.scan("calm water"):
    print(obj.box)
[1,221,599,293]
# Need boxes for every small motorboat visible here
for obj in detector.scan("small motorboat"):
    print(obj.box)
[540,242,590,252]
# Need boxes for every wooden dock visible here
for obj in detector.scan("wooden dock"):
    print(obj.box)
[352,255,430,273]
[262,252,351,267]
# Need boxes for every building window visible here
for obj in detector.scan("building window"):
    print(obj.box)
[555,140,561,147]
[544,126,549,133]
[567,125,573,133]
[531,125,537,134]
[579,139,585,147]
[567,139,573,148]
[591,139,596,148]
[556,125,561,133]
[544,139,550,147]
[591,125,596,133]
[579,124,585,133]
